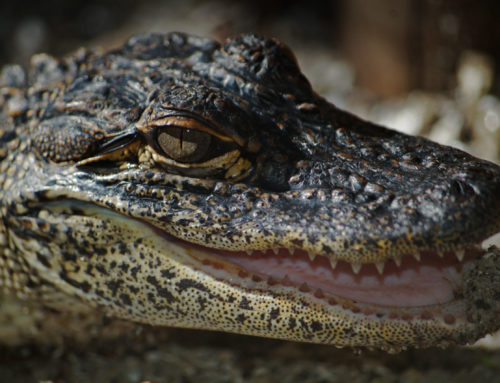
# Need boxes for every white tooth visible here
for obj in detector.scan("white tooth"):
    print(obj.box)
[245,250,253,255]
[413,252,421,262]
[308,252,316,261]
[289,248,295,255]
[375,262,385,274]
[394,257,402,267]
[272,248,279,255]
[330,259,337,269]
[456,249,465,262]
[351,263,362,274]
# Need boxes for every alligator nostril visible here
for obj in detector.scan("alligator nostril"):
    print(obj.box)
[450,180,474,197]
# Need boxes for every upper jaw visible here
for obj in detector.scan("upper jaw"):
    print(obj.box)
[56,160,500,266]
[37,149,500,269]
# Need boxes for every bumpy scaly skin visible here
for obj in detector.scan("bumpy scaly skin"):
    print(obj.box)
[0,33,500,351]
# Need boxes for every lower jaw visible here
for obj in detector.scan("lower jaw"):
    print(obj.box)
[164,237,500,351]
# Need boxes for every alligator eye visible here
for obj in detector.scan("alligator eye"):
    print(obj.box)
[157,126,211,163]
[137,114,251,179]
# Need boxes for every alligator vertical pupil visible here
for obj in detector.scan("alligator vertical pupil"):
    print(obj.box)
[157,126,211,163]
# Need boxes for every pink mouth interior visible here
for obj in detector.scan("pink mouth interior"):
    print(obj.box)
[215,248,469,307]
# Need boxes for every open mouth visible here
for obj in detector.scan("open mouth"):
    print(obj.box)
[210,247,482,307]
[155,225,488,322]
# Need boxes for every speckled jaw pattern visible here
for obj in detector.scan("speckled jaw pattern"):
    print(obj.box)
[1,32,500,351]
[9,199,499,352]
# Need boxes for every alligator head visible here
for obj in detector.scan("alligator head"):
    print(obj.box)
[1,33,500,352]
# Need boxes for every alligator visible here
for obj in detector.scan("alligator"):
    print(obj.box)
[0,33,500,352]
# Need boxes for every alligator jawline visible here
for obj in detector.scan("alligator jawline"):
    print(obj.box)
[38,199,488,327]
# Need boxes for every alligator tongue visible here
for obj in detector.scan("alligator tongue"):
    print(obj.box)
[219,249,465,307]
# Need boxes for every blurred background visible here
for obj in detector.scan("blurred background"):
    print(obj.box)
[1,0,499,163]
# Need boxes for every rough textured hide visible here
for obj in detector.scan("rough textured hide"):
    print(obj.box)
[0,33,499,352]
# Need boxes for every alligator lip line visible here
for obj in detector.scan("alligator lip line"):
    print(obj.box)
[40,200,488,320]
[151,223,485,314]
